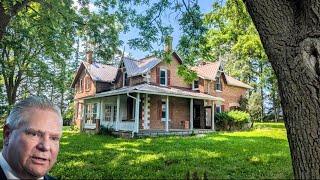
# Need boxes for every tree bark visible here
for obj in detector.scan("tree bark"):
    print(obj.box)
[243,0,320,179]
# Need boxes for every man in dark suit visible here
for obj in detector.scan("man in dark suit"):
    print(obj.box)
[0,96,62,179]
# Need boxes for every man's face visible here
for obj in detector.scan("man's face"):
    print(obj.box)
[4,109,62,178]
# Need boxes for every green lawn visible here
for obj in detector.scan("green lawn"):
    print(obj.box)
[49,123,293,179]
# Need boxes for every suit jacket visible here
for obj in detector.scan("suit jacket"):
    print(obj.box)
[0,165,55,180]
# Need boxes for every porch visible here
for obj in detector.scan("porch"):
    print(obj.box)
[81,84,224,135]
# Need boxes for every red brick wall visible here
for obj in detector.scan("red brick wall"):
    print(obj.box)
[148,95,190,130]
[150,56,191,88]
[74,70,96,100]
[200,74,247,111]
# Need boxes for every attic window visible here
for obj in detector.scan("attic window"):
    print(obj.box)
[215,77,222,91]
[85,77,91,91]
[160,69,167,86]
[123,71,129,86]
[192,79,199,90]
[79,79,83,93]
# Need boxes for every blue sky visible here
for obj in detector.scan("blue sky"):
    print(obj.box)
[120,1,213,59]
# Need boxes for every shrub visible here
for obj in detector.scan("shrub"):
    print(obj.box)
[227,110,251,123]
[215,110,251,131]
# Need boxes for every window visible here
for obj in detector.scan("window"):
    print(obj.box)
[206,81,210,94]
[215,77,222,91]
[85,77,91,91]
[85,103,98,124]
[104,104,117,122]
[123,71,129,86]
[104,105,112,121]
[79,79,83,93]
[160,69,167,86]
[192,79,199,90]
[215,105,222,113]
[161,100,166,120]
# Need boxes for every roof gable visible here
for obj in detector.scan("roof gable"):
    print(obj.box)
[191,61,221,80]
[71,61,118,88]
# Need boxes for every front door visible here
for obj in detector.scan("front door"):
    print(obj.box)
[193,105,201,128]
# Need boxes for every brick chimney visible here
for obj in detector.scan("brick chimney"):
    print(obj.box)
[164,36,173,52]
[86,50,93,64]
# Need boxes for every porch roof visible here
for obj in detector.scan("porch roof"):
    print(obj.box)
[94,84,224,101]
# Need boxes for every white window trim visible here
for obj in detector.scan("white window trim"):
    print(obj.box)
[192,79,199,90]
[159,68,168,86]
[161,99,171,121]
[123,71,127,87]
[215,77,222,92]
[79,79,83,93]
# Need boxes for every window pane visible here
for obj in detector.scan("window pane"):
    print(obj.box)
[162,101,166,118]
[160,70,166,85]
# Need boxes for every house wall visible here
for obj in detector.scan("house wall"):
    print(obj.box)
[130,75,145,86]
[74,70,96,100]
[96,82,114,93]
[148,95,190,130]
[150,56,191,88]
[199,74,247,111]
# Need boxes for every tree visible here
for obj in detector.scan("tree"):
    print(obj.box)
[204,0,276,121]
[243,1,320,178]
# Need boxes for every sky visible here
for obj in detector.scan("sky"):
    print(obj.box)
[120,1,214,59]
[73,1,213,60]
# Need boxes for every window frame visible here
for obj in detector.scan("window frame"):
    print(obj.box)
[215,105,222,113]
[159,68,168,86]
[215,76,222,91]
[85,77,91,91]
[79,79,83,93]
[192,79,199,90]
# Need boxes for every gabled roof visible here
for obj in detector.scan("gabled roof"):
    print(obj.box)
[191,60,252,89]
[71,61,118,88]
[225,75,253,89]
[94,84,224,101]
[191,61,221,81]
[123,56,161,77]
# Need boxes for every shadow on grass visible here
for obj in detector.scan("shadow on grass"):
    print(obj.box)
[52,129,292,179]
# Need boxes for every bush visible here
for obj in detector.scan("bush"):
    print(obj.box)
[215,110,251,131]
[227,110,250,123]
[98,125,114,136]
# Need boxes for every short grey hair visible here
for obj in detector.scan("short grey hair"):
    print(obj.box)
[6,96,63,129]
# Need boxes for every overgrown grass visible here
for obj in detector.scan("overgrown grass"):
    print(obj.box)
[49,122,292,179]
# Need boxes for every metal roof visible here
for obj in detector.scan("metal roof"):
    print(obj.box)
[94,83,224,101]
[83,62,118,82]
[123,56,161,77]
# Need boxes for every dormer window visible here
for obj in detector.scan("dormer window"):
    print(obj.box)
[79,79,83,93]
[160,69,167,86]
[192,79,199,90]
[215,77,222,91]
[123,71,129,86]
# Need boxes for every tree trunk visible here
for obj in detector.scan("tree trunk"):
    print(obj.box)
[0,0,30,40]
[244,0,320,179]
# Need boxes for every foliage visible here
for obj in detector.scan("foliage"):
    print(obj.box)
[227,110,250,123]
[63,104,74,126]
[248,92,263,121]
[215,110,251,131]
[204,0,281,121]
[238,95,248,111]
[39,123,293,179]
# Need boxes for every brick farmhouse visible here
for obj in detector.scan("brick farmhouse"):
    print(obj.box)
[71,48,252,135]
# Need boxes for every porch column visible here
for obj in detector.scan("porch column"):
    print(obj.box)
[190,98,194,130]
[165,95,169,132]
[134,93,140,133]
[211,100,215,130]
[116,95,120,131]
